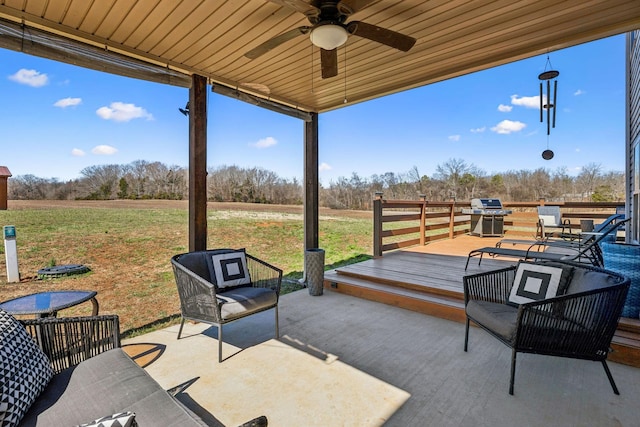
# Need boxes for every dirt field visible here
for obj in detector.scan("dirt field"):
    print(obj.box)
[7,199,373,219]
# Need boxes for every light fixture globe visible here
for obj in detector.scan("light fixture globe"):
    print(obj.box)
[310,23,348,50]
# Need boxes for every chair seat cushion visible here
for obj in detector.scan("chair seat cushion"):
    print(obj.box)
[466,300,518,344]
[218,287,277,321]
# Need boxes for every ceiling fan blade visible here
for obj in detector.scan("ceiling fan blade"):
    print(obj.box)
[337,0,378,15]
[245,26,311,59]
[267,0,320,19]
[347,21,416,52]
[320,48,338,79]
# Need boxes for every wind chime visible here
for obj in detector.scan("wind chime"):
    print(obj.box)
[539,55,559,160]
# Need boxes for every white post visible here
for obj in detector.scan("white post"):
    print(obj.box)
[4,225,19,283]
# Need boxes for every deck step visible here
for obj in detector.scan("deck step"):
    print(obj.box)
[323,269,640,368]
[323,270,466,323]
[612,318,640,367]
[332,266,465,300]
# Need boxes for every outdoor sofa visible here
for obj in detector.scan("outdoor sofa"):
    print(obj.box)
[0,309,267,427]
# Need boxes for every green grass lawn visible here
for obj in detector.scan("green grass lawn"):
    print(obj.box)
[0,201,373,335]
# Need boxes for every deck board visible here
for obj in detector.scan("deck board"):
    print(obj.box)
[332,235,512,293]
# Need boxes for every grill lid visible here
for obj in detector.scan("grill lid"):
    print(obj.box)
[470,198,503,209]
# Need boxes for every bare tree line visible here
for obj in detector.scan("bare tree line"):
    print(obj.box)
[7,158,624,209]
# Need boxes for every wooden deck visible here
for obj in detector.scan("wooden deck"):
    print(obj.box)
[323,234,640,367]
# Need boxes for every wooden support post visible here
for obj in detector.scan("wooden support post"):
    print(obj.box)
[373,193,383,257]
[189,74,207,252]
[449,200,456,240]
[304,113,319,251]
[419,195,427,246]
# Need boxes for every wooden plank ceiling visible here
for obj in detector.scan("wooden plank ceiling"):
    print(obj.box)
[1,0,640,113]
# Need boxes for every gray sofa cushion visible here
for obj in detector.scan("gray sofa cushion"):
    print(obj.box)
[20,348,206,427]
[218,287,277,321]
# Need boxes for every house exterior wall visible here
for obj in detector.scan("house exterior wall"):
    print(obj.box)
[627,30,640,243]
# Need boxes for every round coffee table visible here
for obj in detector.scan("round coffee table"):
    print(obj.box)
[0,290,98,318]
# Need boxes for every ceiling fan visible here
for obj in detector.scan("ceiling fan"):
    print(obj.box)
[244,0,416,79]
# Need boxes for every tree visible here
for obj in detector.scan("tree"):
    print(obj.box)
[117,177,129,199]
[434,158,476,200]
[79,164,121,200]
[576,163,602,200]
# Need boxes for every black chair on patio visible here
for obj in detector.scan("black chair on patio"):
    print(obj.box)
[463,260,630,395]
[171,248,282,362]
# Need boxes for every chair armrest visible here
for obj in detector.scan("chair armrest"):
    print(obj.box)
[463,265,517,305]
[172,259,222,323]
[20,315,120,375]
[246,254,283,295]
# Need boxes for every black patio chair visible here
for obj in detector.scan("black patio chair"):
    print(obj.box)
[463,260,630,395]
[465,218,629,270]
[171,249,282,362]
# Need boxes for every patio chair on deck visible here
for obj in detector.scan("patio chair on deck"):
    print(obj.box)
[498,213,624,249]
[537,206,573,239]
[464,260,630,395]
[465,218,630,270]
[171,249,282,362]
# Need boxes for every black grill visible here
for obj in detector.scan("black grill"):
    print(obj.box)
[462,198,512,237]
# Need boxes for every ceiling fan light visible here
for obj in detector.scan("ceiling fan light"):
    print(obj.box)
[310,24,348,50]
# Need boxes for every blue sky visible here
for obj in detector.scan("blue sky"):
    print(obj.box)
[0,33,626,185]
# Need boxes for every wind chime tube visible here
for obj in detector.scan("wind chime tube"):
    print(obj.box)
[552,79,557,128]
[539,82,543,122]
[546,80,551,135]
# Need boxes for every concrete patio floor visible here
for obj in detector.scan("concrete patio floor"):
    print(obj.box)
[123,289,640,427]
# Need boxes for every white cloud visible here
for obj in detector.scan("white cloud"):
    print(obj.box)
[448,135,461,142]
[96,102,153,122]
[9,68,49,87]
[470,127,486,133]
[319,162,332,171]
[251,136,277,148]
[510,94,540,109]
[54,97,82,108]
[71,148,85,157]
[497,104,513,112]
[575,148,581,153]
[491,119,527,134]
[91,145,118,155]
[574,89,586,96]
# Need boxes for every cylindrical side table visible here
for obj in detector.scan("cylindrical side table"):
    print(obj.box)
[305,248,325,296]
[602,242,640,319]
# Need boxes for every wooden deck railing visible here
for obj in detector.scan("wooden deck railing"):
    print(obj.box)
[372,195,624,257]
